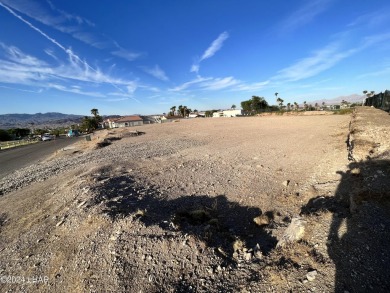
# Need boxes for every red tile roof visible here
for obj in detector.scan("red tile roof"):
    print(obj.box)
[115,115,143,122]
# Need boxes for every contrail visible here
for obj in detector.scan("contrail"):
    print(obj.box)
[0,1,139,102]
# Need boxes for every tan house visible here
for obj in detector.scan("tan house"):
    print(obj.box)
[108,115,144,128]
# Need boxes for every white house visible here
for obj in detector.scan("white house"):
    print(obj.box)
[222,109,243,117]
[212,111,224,117]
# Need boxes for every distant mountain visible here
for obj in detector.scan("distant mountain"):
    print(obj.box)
[0,112,84,129]
[308,94,365,106]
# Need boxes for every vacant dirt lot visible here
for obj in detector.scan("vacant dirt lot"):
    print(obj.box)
[0,109,389,292]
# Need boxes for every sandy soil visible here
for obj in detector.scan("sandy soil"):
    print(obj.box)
[0,109,389,292]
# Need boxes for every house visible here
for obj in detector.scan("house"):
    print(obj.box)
[213,111,224,117]
[189,113,199,118]
[189,111,206,118]
[109,115,144,128]
[103,118,120,129]
[223,109,243,117]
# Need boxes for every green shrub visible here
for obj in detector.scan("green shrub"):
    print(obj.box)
[333,108,354,115]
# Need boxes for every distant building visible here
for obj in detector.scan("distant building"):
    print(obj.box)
[213,109,243,117]
[103,118,120,129]
[223,109,243,117]
[106,115,144,128]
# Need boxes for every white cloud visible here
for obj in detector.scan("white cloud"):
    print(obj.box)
[200,31,229,61]
[0,85,43,93]
[104,97,129,102]
[126,81,138,94]
[278,0,333,33]
[0,43,143,102]
[46,0,95,27]
[274,42,355,82]
[44,48,58,61]
[274,32,390,82]
[233,80,270,92]
[111,47,143,62]
[47,83,105,97]
[199,76,239,90]
[170,75,267,92]
[0,1,142,62]
[361,32,390,48]
[0,43,46,67]
[169,76,213,92]
[348,9,390,28]
[190,31,229,73]
[0,5,141,100]
[190,63,200,74]
[140,65,169,81]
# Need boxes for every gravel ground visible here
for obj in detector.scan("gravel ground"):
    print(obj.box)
[0,109,389,292]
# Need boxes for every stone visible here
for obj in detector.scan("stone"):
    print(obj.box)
[351,168,360,175]
[253,214,270,226]
[244,252,253,261]
[277,216,306,247]
[306,270,317,281]
[282,180,290,187]
[56,220,65,227]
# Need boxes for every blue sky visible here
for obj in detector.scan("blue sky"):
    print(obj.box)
[0,0,390,115]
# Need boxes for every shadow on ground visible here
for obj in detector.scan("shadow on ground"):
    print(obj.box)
[89,174,277,260]
[301,159,390,292]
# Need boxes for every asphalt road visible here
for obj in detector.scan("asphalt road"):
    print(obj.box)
[0,137,83,178]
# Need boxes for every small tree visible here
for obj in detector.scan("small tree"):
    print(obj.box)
[231,104,236,110]
[0,129,12,141]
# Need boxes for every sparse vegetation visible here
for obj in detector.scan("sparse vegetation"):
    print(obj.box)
[333,108,354,115]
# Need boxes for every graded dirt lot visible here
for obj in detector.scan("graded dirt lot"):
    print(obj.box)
[0,108,389,292]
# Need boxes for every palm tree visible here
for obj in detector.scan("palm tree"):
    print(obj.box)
[178,105,183,117]
[363,90,368,96]
[231,104,236,110]
[315,102,319,110]
[294,102,298,111]
[303,101,308,111]
[91,108,99,117]
[287,102,291,111]
[170,106,176,116]
[370,90,375,96]
[276,97,284,109]
[180,106,189,117]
